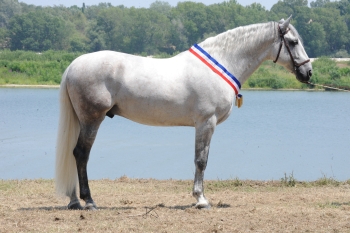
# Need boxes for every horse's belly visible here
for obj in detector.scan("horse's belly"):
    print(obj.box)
[114,98,195,126]
[122,113,194,126]
[109,74,231,127]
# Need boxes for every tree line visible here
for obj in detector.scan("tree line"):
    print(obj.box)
[1,0,350,58]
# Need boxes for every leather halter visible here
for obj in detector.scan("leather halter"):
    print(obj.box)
[273,25,310,68]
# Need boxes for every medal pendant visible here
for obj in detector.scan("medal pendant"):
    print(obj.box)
[235,94,243,108]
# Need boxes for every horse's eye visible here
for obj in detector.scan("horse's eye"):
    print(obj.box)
[290,39,298,45]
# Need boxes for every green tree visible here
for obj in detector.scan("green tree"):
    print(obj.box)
[8,11,70,51]
[0,27,8,48]
[90,6,172,54]
[150,1,172,16]
[205,3,229,34]
[312,7,348,55]
[240,3,269,25]
[304,22,328,57]
[283,0,308,8]
[84,2,113,20]
[168,17,188,51]
[171,2,209,44]
[0,0,22,28]
[270,1,294,21]
[1,0,350,58]
[310,0,331,8]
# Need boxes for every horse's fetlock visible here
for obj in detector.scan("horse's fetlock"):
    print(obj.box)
[82,194,94,202]
[192,190,202,198]
[68,200,83,210]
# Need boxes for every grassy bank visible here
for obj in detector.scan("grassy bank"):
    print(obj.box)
[1,50,350,90]
[0,50,82,85]
[243,57,350,90]
[1,177,350,232]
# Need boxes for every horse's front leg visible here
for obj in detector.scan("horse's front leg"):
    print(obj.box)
[72,120,103,210]
[193,116,216,209]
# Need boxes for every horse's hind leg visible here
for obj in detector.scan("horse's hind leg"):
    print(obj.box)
[73,118,104,210]
[193,116,216,209]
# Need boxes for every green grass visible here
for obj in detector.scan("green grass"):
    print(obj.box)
[0,50,82,85]
[244,58,350,90]
[307,57,350,90]
[243,61,306,90]
[0,180,16,191]
[313,174,341,187]
[281,172,297,187]
[279,172,347,188]
[206,178,243,191]
[204,173,349,194]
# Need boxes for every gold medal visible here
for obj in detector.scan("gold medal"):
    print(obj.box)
[235,94,243,108]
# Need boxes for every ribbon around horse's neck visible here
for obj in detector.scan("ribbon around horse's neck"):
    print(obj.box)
[189,44,243,108]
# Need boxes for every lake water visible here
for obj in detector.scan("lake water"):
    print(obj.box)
[1,88,350,181]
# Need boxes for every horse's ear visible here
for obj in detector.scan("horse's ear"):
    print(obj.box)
[279,15,292,32]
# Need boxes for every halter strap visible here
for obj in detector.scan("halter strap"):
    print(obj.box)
[273,25,310,68]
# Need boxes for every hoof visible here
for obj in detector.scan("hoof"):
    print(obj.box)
[84,202,97,211]
[193,194,210,209]
[68,200,83,210]
[195,202,211,209]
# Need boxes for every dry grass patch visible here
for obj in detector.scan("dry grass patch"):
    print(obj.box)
[1,178,350,232]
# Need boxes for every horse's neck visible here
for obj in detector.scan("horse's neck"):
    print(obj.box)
[199,22,276,85]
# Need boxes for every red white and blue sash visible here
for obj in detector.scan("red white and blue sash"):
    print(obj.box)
[189,44,241,96]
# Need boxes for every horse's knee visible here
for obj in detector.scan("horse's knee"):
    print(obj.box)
[195,156,208,171]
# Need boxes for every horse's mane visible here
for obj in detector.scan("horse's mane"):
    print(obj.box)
[200,21,303,56]
[200,22,276,58]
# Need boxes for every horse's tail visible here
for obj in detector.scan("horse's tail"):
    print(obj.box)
[55,67,80,197]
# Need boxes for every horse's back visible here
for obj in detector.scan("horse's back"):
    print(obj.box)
[65,50,233,126]
[65,51,195,125]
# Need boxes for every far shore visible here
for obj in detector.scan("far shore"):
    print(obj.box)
[0,84,60,88]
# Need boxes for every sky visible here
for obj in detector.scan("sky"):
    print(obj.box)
[18,0,278,10]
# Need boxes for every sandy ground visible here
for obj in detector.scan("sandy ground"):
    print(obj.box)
[1,178,350,232]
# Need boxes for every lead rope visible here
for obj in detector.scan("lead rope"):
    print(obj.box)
[305,81,350,92]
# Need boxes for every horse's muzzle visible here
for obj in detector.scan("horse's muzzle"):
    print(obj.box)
[295,64,312,83]
[308,70,312,77]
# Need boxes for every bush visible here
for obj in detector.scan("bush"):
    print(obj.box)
[332,49,349,58]
[307,57,350,89]
[329,68,341,80]
[281,172,297,187]
[0,50,82,85]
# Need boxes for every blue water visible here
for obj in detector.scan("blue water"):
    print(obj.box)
[1,88,350,181]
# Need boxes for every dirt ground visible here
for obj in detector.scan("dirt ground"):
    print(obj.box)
[1,177,350,232]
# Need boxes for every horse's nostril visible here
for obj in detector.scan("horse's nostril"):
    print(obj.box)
[308,70,312,77]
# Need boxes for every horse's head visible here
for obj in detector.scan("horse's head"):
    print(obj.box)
[273,15,312,83]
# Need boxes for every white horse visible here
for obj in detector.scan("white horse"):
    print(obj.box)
[56,16,312,210]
